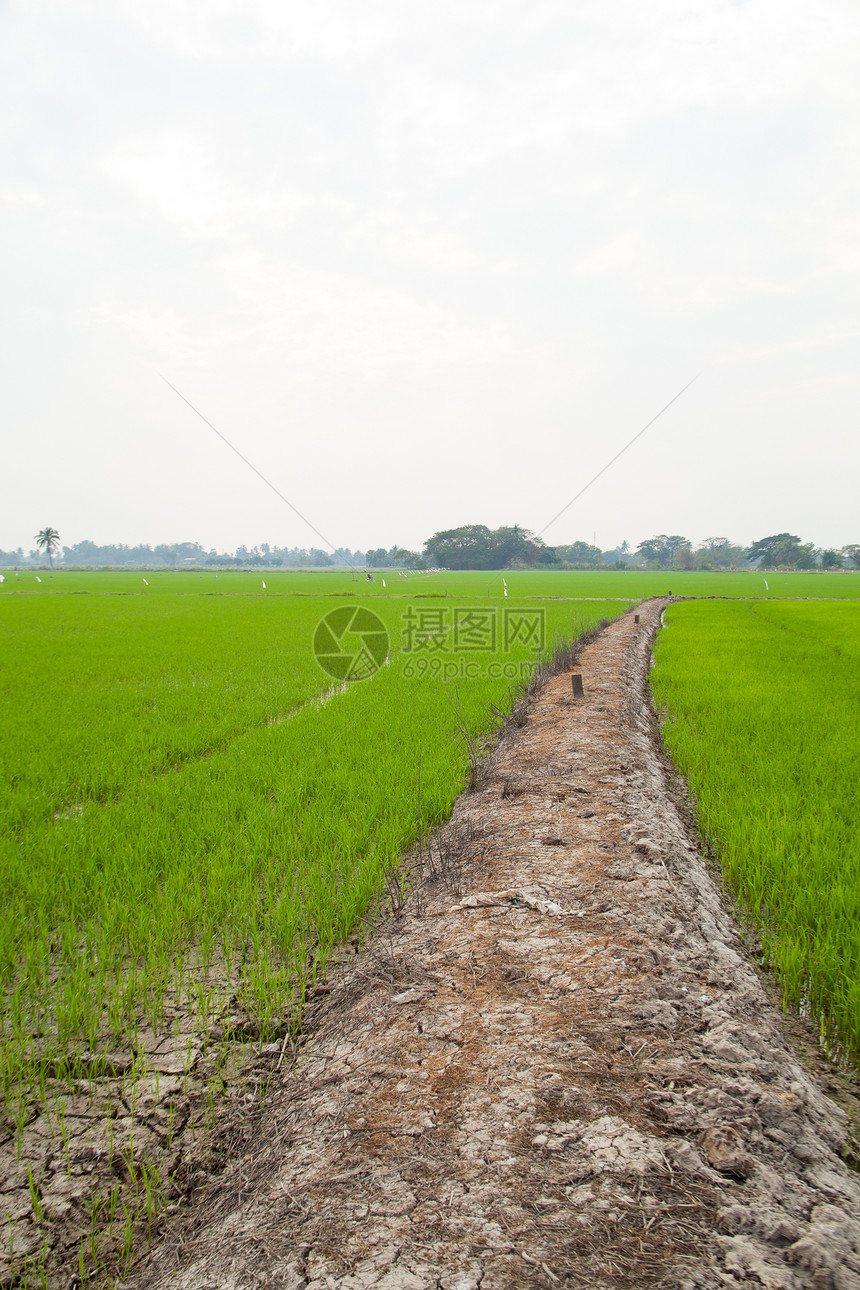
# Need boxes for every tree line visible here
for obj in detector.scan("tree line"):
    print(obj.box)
[421,527,859,571]
[4,528,858,572]
[1,539,368,569]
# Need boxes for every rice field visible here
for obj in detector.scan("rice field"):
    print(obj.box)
[2,585,625,1080]
[651,598,860,1059]
[0,573,628,1284]
[3,566,860,600]
[2,568,858,1284]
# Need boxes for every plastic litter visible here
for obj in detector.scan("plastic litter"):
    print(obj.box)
[450,890,568,916]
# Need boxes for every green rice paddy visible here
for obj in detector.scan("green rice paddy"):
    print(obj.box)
[652,598,860,1059]
[2,567,857,1087]
[3,565,860,599]
[0,578,627,1106]
[1,567,858,1284]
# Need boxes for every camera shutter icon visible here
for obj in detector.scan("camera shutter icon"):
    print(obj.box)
[314,607,389,681]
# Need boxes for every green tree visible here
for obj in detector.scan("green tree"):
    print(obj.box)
[387,546,421,567]
[423,525,493,569]
[840,544,860,569]
[555,541,603,568]
[696,537,747,569]
[34,527,61,566]
[745,533,813,568]
[636,535,689,568]
[423,524,547,570]
[675,542,695,570]
[781,540,816,570]
[535,542,560,566]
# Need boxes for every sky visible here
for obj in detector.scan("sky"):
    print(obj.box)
[2,0,858,557]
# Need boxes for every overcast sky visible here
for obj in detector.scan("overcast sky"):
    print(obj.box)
[2,0,858,556]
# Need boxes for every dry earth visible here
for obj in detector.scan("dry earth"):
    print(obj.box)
[122,598,860,1290]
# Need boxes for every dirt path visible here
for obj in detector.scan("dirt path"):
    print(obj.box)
[133,599,860,1290]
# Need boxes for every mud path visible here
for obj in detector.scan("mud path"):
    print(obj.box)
[134,599,860,1290]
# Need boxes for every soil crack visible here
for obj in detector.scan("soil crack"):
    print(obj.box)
[131,600,860,1290]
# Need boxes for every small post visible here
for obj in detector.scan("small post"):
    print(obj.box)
[571,673,584,698]
[634,614,640,624]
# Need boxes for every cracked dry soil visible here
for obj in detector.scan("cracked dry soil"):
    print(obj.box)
[132,598,860,1290]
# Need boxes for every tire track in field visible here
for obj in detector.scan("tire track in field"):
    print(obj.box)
[132,599,860,1290]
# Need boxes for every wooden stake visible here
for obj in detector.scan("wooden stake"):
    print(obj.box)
[634,614,640,624]
[571,673,584,698]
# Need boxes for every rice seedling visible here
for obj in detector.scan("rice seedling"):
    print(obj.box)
[26,1162,43,1226]
[652,599,860,1060]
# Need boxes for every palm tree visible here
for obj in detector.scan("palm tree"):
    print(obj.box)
[35,527,61,567]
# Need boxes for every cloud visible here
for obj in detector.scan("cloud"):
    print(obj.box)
[1,0,859,550]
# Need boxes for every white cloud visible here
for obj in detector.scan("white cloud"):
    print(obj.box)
[1,0,859,550]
